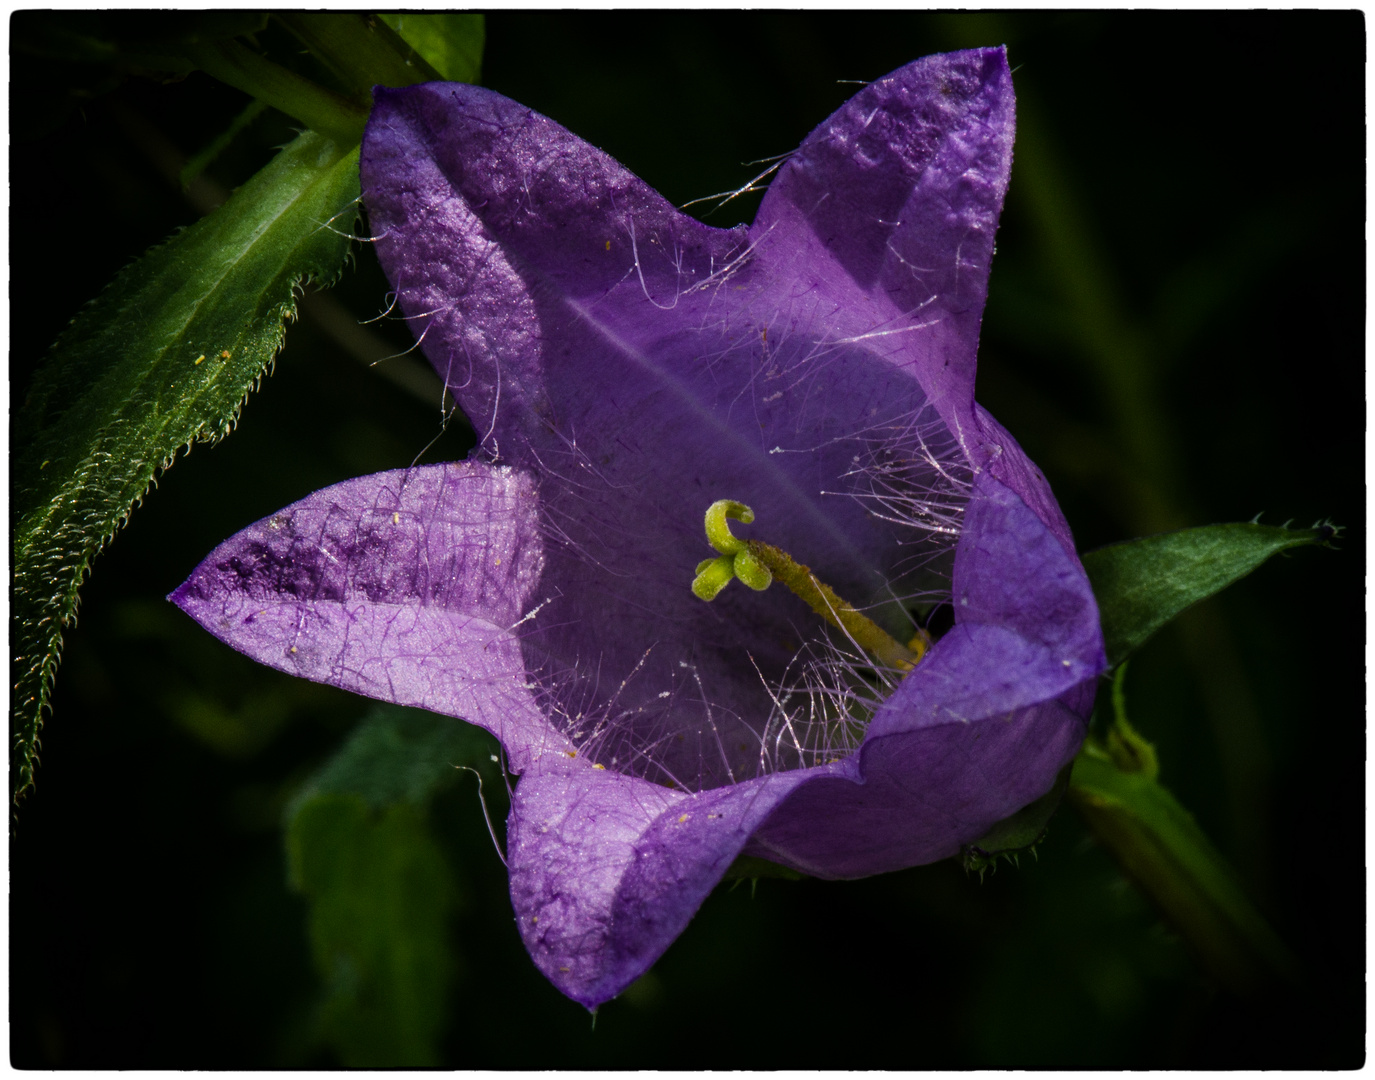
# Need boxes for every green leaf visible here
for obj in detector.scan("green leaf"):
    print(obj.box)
[288,795,457,1067]
[12,130,361,801]
[288,705,503,815]
[1083,521,1338,666]
[380,13,485,83]
[285,706,500,1065]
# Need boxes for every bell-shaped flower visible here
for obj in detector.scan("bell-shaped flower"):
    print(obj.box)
[172,47,1106,1008]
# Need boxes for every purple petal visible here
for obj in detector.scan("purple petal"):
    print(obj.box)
[170,463,566,772]
[753,48,1015,447]
[974,404,1079,559]
[171,48,1109,1011]
[507,759,684,1004]
[744,471,1101,877]
[510,470,1100,1002]
[361,53,1020,792]
[508,757,813,1006]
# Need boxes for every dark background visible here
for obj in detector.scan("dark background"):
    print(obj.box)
[11,11,1364,1068]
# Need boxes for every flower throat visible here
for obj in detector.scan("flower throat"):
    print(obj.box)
[691,499,930,671]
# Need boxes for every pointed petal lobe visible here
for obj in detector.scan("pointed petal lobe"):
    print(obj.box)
[170,463,564,771]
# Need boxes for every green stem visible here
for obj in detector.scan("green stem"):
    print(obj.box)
[187,38,365,144]
[275,13,441,102]
[1068,677,1297,995]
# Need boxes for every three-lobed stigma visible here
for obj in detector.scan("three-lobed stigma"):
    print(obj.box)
[691,501,772,600]
[691,499,929,671]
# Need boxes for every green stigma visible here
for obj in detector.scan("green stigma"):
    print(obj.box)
[690,499,929,672]
[691,501,772,600]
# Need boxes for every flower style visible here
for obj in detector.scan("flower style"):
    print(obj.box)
[171,47,1105,1008]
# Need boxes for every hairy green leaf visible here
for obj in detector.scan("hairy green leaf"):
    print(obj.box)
[380,13,485,83]
[1083,521,1337,666]
[12,130,361,801]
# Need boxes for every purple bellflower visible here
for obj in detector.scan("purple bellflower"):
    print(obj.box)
[172,47,1105,1008]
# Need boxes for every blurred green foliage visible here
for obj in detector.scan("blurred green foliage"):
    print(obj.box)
[290,795,456,1066]
[284,707,504,1064]
[10,10,1362,1069]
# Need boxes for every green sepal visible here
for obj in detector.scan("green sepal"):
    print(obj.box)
[1100,664,1157,778]
[12,130,361,801]
[1083,520,1338,667]
[960,763,1071,877]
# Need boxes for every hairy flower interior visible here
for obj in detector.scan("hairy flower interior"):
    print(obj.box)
[516,393,971,792]
[440,227,976,792]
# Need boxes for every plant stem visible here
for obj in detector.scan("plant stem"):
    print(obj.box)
[187,38,366,144]
[1068,673,1297,995]
[275,13,441,102]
